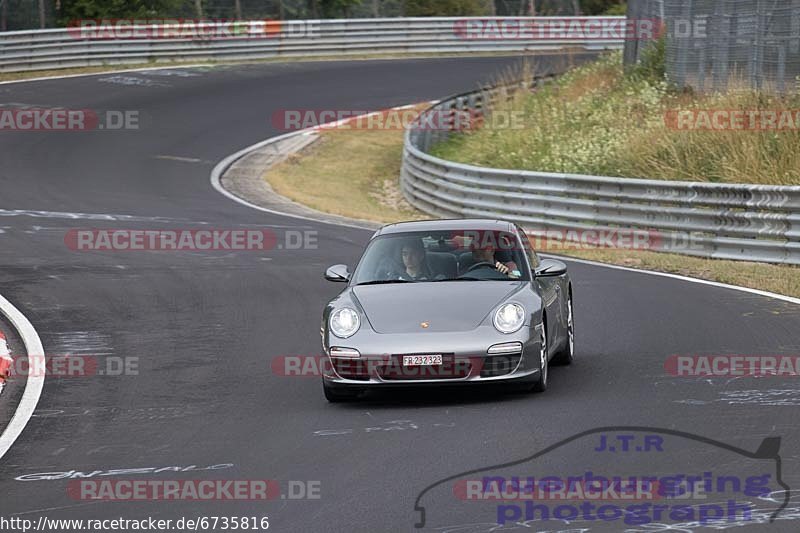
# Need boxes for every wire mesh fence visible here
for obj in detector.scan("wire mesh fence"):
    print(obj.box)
[625,0,800,93]
[1,0,51,30]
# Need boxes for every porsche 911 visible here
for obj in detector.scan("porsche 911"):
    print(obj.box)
[321,219,574,402]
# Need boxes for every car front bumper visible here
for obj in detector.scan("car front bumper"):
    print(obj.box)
[322,323,543,387]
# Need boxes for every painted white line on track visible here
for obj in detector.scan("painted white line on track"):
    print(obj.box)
[0,64,214,86]
[541,254,800,306]
[154,155,206,163]
[0,293,45,460]
[210,130,374,231]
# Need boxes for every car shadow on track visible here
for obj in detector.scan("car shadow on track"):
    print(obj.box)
[329,369,571,408]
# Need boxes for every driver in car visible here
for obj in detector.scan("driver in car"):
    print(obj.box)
[470,240,521,279]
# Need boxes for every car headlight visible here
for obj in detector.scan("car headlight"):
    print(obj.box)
[330,308,360,338]
[493,303,525,334]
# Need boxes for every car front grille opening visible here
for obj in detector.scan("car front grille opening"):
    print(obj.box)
[332,359,371,381]
[479,354,522,378]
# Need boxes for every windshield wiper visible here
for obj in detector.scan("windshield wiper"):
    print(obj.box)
[354,279,415,286]
[435,277,481,281]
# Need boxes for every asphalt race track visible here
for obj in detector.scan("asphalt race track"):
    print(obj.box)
[1,55,800,532]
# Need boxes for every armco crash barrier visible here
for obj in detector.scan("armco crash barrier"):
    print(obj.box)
[0,17,625,73]
[400,84,800,266]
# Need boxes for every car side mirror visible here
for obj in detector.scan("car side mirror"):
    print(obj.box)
[534,258,567,277]
[325,264,351,282]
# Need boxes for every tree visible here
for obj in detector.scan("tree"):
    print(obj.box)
[305,0,362,17]
[58,0,190,22]
[580,0,625,15]
[405,0,493,17]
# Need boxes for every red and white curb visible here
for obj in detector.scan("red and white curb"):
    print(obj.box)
[0,330,11,395]
[0,293,45,461]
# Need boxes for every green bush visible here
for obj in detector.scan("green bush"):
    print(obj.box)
[602,3,627,15]
[629,35,666,82]
[58,0,189,22]
[580,0,625,15]
[404,0,492,16]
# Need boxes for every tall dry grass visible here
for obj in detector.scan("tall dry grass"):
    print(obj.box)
[431,52,800,186]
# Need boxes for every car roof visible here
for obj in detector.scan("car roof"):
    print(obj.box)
[374,218,516,237]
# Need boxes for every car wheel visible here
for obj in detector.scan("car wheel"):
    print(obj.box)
[552,293,574,366]
[531,324,548,393]
[323,381,360,403]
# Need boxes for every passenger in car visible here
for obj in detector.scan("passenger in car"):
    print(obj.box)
[399,238,434,280]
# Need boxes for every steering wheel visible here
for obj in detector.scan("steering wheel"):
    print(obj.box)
[465,261,496,273]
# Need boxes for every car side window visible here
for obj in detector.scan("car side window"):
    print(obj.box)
[516,226,540,270]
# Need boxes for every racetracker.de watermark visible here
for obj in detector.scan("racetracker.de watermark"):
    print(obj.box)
[438,229,711,253]
[0,108,140,131]
[272,355,502,379]
[525,229,662,251]
[454,477,664,501]
[64,229,317,251]
[525,229,738,253]
[67,19,318,39]
[453,18,664,40]
[67,479,320,500]
[456,470,768,527]
[5,355,139,378]
[665,355,800,377]
[271,108,526,132]
[664,109,800,131]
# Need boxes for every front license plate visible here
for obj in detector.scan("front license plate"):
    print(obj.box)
[402,355,443,366]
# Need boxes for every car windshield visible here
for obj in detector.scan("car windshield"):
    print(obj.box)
[351,229,530,285]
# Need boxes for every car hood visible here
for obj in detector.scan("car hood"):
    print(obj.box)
[351,282,522,334]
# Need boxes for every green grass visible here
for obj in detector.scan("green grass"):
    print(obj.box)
[266,123,426,223]
[430,51,800,185]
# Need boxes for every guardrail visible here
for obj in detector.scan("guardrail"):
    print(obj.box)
[401,84,800,265]
[0,17,624,73]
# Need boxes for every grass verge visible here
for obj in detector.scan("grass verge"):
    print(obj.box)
[265,109,428,223]
[430,51,800,185]
[264,111,800,299]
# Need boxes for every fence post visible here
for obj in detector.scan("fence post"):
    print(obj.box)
[697,47,706,91]
[749,0,763,89]
[711,0,729,92]
[792,0,800,54]
[675,0,693,89]
[623,0,639,68]
[777,44,786,93]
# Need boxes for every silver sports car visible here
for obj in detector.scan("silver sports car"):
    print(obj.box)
[321,219,574,402]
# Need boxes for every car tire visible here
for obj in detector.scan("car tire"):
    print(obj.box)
[323,381,360,403]
[552,293,574,366]
[531,324,548,393]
